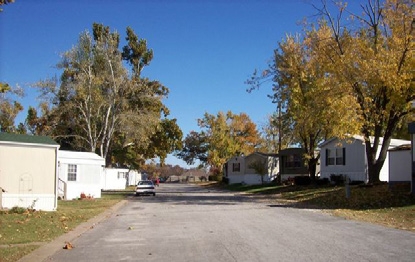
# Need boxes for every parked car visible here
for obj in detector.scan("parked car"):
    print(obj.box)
[135,180,156,196]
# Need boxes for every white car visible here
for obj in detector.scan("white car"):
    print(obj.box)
[135,180,156,196]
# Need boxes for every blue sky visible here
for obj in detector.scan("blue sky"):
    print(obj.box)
[0,0,351,167]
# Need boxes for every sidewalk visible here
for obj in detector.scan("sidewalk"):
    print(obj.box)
[18,200,128,262]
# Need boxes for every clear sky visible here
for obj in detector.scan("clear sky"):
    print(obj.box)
[0,0,352,167]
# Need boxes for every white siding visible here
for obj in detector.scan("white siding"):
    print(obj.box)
[127,170,143,186]
[102,168,128,190]
[1,193,55,211]
[320,136,410,183]
[58,151,105,199]
[389,150,411,183]
[226,153,278,185]
[0,143,58,211]
[320,139,367,182]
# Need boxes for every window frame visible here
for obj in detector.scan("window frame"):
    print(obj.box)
[117,172,127,179]
[326,148,345,166]
[284,154,302,168]
[232,163,240,172]
[67,164,77,181]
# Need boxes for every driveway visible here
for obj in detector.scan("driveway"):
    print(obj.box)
[33,183,415,261]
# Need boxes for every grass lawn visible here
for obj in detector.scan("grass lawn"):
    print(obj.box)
[215,182,415,232]
[0,191,131,262]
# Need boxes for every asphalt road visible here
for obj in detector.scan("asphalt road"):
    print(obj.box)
[44,183,414,262]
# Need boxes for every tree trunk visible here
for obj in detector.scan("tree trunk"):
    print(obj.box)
[308,157,318,181]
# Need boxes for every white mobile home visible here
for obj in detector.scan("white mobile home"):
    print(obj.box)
[0,133,60,211]
[102,168,128,190]
[224,152,279,185]
[127,170,144,186]
[388,144,411,185]
[58,150,105,200]
[320,135,410,182]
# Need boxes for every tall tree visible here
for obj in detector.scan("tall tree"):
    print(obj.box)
[176,131,209,166]
[258,112,294,153]
[178,111,261,175]
[33,23,181,167]
[312,0,414,183]
[249,32,360,179]
[249,0,413,183]
[0,84,24,133]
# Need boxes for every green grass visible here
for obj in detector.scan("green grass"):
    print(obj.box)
[0,192,130,262]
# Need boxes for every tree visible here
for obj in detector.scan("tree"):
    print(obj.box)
[0,82,10,93]
[0,84,24,133]
[33,23,181,167]
[249,32,360,180]
[176,131,209,166]
[248,159,268,185]
[248,0,414,183]
[258,112,294,153]
[178,111,261,175]
[0,0,14,12]
[312,0,414,183]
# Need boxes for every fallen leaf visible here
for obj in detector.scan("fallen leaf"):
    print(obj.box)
[63,242,74,249]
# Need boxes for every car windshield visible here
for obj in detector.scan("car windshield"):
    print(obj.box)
[138,181,153,186]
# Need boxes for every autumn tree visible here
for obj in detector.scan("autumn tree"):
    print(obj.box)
[258,112,294,153]
[249,0,413,183]
[312,0,414,183]
[0,84,24,133]
[249,32,360,179]
[178,111,261,176]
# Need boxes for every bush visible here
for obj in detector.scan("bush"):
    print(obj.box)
[208,175,223,181]
[330,174,344,185]
[294,176,311,185]
[9,206,27,214]
[349,180,365,186]
[316,177,330,185]
[222,177,229,184]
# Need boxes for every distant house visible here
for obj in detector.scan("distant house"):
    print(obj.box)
[388,144,411,187]
[0,133,60,211]
[58,150,105,200]
[102,168,129,190]
[224,152,279,185]
[279,148,310,181]
[319,135,410,182]
[127,170,144,186]
[179,169,209,182]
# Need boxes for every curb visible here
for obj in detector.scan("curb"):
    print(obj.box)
[17,200,128,262]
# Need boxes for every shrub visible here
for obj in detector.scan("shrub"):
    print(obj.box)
[9,206,27,214]
[208,175,223,181]
[349,180,365,186]
[315,177,329,185]
[222,177,229,184]
[330,174,344,185]
[294,176,311,185]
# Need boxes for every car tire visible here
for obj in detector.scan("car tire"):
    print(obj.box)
[135,193,140,196]
[153,193,156,196]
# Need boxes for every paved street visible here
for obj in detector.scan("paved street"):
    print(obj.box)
[45,183,414,262]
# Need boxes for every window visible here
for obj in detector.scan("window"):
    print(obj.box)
[118,172,127,179]
[327,149,335,165]
[68,164,77,181]
[284,154,301,168]
[335,148,344,165]
[326,148,345,165]
[232,163,240,172]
